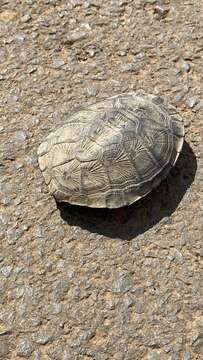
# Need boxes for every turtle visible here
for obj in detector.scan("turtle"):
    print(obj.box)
[37,90,184,209]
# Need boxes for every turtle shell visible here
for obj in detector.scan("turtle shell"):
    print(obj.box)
[37,91,184,208]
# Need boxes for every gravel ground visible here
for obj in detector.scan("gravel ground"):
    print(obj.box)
[0,0,202,359]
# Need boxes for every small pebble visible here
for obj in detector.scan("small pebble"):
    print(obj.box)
[79,329,94,341]
[14,162,24,170]
[61,351,72,360]
[194,100,203,112]
[31,351,41,360]
[183,351,191,360]
[16,339,33,358]
[34,331,54,345]
[199,248,203,257]
[192,329,203,352]
[86,84,98,97]
[26,0,36,4]
[52,59,65,68]
[6,228,20,245]
[120,63,140,73]
[186,97,198,108]
[21,14,32,23]
[154,5,169,18]
[0,320,10,336]
[173,92,185,105]
[179,59,190,72]
[7,94,19,104]
[87,47,97,57]
[173,249,184,264]
[15,34,26,43]
[124,295,135,308]
[70,0,83,7]
[200,201,203,211]
[112,275,131,293]
[27,65,37,74]
[53,279,70,300]
[65,30,89,44]
[25,155,38,166]
[0,213,9,226]
[14,130,27,142]
[0,266,13,278]
[0,339,9,358]
[31,31,39,39]
[147,351,162,360]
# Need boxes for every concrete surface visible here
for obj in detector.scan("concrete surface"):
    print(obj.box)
[0,0,202,359]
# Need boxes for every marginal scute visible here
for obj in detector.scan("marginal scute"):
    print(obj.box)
[54,160,81,192]
[105,192,124,208]
[70,194,89,207]
[53,189,70,202]
[43,169,52,185]
[172,121,185,137]
[173,134,184,153]
[124,187,141,204]
[38,91,185,208]
[49,179,58,195]
[37,141,49,157]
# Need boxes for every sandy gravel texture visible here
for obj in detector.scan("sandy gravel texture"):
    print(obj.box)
[0,0,202,359]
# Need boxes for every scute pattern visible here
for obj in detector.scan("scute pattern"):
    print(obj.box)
[80,162,108,191]
[37,91,185,208]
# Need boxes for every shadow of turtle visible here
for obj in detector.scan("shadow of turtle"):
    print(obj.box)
[57,141,197,240]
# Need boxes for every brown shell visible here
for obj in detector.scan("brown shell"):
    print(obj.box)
[37,91,184,208]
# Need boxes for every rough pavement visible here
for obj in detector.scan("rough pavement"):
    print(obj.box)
[0,0,202,359]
